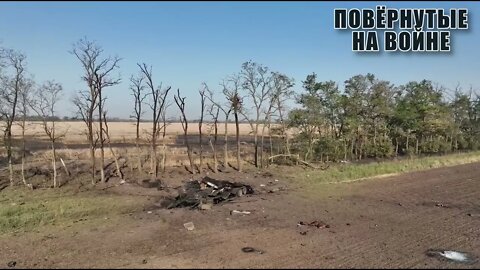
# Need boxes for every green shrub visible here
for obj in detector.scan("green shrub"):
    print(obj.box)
[363,138,394,158]
[313,137,344,161]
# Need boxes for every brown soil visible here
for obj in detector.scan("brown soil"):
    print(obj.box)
[1,163,480,269]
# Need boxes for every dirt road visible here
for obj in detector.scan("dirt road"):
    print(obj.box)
[1,162,479,268]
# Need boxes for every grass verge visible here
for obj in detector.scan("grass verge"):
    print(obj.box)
[0,188,144,234]
[292,151,480,184]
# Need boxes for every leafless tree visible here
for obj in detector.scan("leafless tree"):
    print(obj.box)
[174,88,195,174]
[0,49,27,186]
[160,102,171,173]
[258,74,294,167]
[260,88,278,168]
[198,85,207,171]
[138,63,171,181]
[257,74,291,167]
[222,75,243,172]
[17,77,33,187]
[102,110,124,180]
[71,37,121,184]
[204,83,231,170]
[207,104,220,173]
[72,89,98,184]
[130,73,147,171]
[31,81,64,188]
[240,61,274,168]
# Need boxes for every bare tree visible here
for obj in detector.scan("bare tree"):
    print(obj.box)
[260,89,278,168]
[31,81,64,188]
[257,73,294,167]
[71,37,121,184]
[72,89,98,184]
[0,49,27,186]
[17,77,34,187]
[207,104,220,173]
[198,85,207,172]
[130,73,147,171]
[102,110,124,180]
[240,61,274,168]
[138,63,171,181]
[160,102,171,173]
[174,88,195,174]
[222,75,243,172]
[204,83,231,170]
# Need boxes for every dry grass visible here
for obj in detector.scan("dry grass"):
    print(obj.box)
[3,121,278,164]
[9,121,262,142]
[292,151,480,185]
[0,187,146,234]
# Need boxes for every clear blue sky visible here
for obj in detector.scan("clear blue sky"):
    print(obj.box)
[0,1,478,119]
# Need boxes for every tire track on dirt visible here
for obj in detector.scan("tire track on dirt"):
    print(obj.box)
[315,164,480,268]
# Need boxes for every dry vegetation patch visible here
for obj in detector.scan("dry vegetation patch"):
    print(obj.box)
[0,186,146,234]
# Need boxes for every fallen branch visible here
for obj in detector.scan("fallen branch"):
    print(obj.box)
[103,112,124,180]
[268,154,329,170]
[60,158,71,176]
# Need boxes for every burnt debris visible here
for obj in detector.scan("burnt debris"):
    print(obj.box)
[241,247,265,254]
[165,176,254,209]
[297,220,330,229]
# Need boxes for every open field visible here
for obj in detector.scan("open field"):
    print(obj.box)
[2,120,296,173]
[2,121,275,168]
[8,121,265,143]
[0,159,480,268]
[4,121,274,161]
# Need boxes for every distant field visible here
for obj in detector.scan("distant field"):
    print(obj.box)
[3,121,290,164]
[9,121,268,143]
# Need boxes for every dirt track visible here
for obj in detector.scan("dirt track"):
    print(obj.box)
[1,162,480,268]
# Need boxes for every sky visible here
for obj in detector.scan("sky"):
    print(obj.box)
[0,1,479,120]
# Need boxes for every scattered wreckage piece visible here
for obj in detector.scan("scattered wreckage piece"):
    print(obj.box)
[242,247,265,254]
[297,220,330,229]
[426,249,477,264]
[297,220,331,235]
[434,202,450,208]
[183,222,195,231]
[230,210,251,215]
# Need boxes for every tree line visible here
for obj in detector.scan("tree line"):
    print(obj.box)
[1,38,479,188]
[289,73,480,162]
